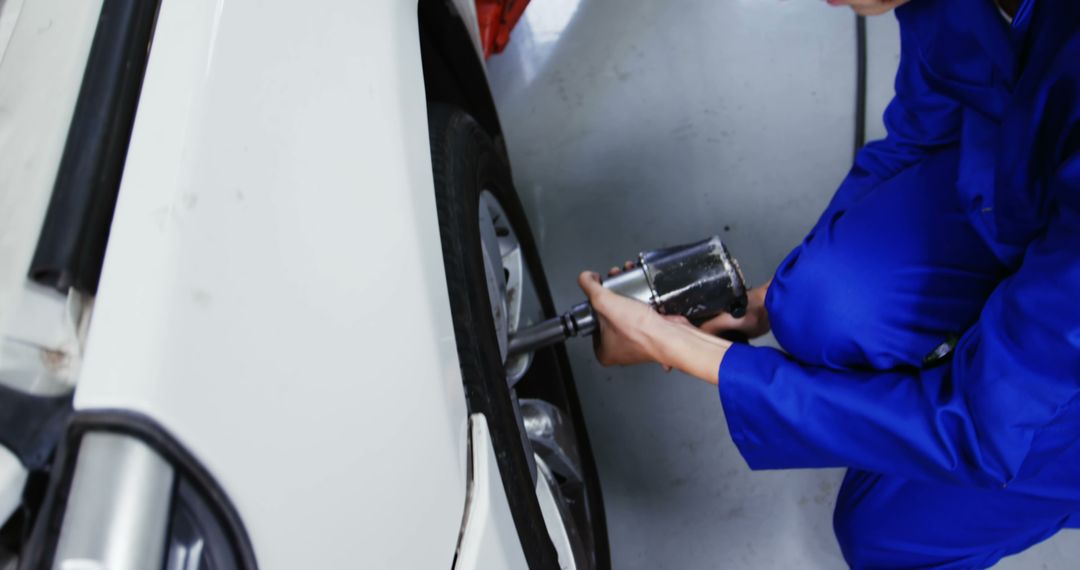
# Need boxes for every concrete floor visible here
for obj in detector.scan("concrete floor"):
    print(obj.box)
[486,1,1079,568]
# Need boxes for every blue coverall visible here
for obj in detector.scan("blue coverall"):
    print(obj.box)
[717,0,1080,567]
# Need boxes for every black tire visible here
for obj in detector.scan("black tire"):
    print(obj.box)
[428,103,609,569]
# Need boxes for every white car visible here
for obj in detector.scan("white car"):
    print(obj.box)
[0,0,608,568]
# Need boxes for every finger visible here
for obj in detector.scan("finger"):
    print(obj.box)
[624,260,635,270]
[577,271,604,296]
[608,266,621,277]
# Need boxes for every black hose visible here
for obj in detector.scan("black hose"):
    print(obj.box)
[854,14,868,160]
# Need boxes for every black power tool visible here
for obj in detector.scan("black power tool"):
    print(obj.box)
[507,236,749,357]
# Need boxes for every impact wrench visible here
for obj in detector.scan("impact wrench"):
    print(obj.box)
[507,236,749,357]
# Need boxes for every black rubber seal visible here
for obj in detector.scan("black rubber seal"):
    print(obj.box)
[29,0,161,294]
[19,410,258,570]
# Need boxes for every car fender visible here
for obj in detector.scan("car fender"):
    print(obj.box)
[75,0,471,566]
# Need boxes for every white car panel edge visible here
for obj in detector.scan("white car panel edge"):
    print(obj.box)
[454,414,529,570]
[75,0,471,567]
[0,444,27,528]
[535,456,577,569]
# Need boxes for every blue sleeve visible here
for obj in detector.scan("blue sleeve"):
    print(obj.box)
[719,149,1080,487]
[816,12,962,228]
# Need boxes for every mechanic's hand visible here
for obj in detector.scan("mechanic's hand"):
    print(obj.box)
[580,270,734,384]
[825,0,910,16]
[578,271,666,367]
[698,281,772,339]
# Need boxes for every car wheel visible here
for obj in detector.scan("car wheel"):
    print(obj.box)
[428,103,609,569]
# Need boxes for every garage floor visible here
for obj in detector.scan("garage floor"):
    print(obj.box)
[485,1,1080,568]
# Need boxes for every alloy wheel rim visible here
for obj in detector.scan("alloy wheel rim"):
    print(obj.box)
[477,190,589,568]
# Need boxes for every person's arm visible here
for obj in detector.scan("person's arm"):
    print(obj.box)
[582,142,1080,487]
[717,64,1080,487]
[584,204,1080,486]
[719,187,1080,487]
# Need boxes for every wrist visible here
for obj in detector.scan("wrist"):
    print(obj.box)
[659,320,731,384]
[641,317,680,366]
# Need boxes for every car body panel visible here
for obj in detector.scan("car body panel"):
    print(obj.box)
[454,414,529,570]
[75,0,471,567]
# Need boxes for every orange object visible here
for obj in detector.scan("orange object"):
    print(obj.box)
[475,0,531,58]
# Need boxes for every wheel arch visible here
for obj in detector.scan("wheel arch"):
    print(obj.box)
[418,0,504,141]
